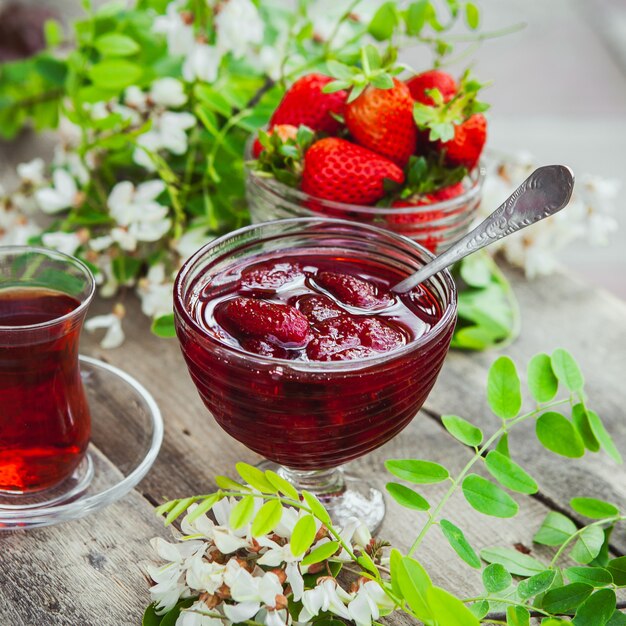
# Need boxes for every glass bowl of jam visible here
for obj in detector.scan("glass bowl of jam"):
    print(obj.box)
[174,218,457,530]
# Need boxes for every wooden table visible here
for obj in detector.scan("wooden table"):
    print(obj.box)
[1,268,626,625]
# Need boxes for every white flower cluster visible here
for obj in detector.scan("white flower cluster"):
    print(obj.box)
[154,0,265,83]
[482,153,620,279]
[148,496,394,626]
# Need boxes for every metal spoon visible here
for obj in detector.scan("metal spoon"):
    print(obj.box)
[391,164,575,294]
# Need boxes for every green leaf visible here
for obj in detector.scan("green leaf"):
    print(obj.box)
[88,60,142,90]
[186,494,220,523]
[551,348,584,392]
[368,2,399,41]
[302,491,332,525]
[426,586,480,626]
[357,553,378,575]
[152,314,176,338]
[301,541,340,566]
[389,548,403,598]
[527,353,559,403]
[587,411,623,464]
[396,557,433,622]
[441,415,483,447]
[265,470,299,501]
[235,462,276,493]
[229,495,255,530]
[607,556,626,586]
[251,500,283,537]
[565,567,613,587]
[487,356,522,419]
[469,600,489,619]
[44,19,63,47]
[506,605,530,626]
[142,603,161,626]
[571,525,605,564]
[496,433,510,458]
[326,60,354,81]
[459,254,491,288]
[215,475,248,490]
[462,474,519,518]
[439,519,481,568]
[371,73,395,90]
[482,563,512,593]
[290,514,317,556]
[518,570,556,600]
[572,404,600,452]
[480,547,546,576]
[94,33,140,57]
[607,610,626,626]
[386,483,430,510]
[165,497,196,525]
[485,450,538,494]
[570,498,619,520]
[112,255,142,284]
[385,459,449,484]
[465,2,480,29]
[405,0,429,36]
[536,412,585,458]
[534,512,577,546]
[543,582,594,613]
[573,589,616,626]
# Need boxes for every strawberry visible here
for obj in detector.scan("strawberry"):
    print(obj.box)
[215,297,310,346]
[315,271,394,309]
[301,137,404,205]
[270,73,347,134]
[306,316,405,362]
[345,79,416,167]
[241,261,304,291]
[391,182,465,208]
[439,113,487,170]
[252,124,298,158]
[292,294,343,323]
[406,70,457,106]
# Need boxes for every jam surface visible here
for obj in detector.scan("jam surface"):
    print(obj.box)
[187,254,444,361]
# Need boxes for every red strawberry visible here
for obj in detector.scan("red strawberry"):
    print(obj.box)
[215,297,310,346]
[270,74,347,134]
[439,113,487,170]
[406,70,457,106]
[345,79,416,167]
[293,294,343,323]
[252,124,299,158]
[241,261,303,291]
[306,316,405,362]
[391,182,465,208]
[315,271,394,309]
[301,137,404,205]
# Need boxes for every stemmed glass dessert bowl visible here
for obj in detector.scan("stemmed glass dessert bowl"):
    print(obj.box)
[174,218,457,530]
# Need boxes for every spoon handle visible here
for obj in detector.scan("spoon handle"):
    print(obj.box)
[391,164,575,294]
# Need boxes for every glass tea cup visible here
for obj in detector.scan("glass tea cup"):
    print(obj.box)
[0,246,95,495]
[174,218,457,530]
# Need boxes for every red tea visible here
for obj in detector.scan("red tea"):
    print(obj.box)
[0,288,91,493]
[176,254,455,470]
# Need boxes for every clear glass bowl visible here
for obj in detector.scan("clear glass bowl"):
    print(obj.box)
[244,139,485,253]
[174,218,457,530]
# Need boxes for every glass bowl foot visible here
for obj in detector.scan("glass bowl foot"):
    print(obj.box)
[257,461,385,534]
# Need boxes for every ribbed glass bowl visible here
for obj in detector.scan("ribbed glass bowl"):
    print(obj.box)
[244,139,485,253]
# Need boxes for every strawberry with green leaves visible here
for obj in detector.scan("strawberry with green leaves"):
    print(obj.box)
[269,73,347,134]
[406,70,457,106]
[301,137,404,205]
[325,46,416,167]
[412,70,489,170]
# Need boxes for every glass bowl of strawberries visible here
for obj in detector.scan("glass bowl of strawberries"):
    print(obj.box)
[174,218,458,531]
[246,67,487,253]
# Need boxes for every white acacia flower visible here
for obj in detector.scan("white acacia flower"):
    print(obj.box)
[138,263,174,318]
[134,111,196,170]
[348,581,395,626]
[185,551,226,595]
[153,2,195,56]
[215,0,264,58]
[174,228,213,261]
[42,231,83,257]
[35,169,80,214]
[339,516,371,550]
[0,208,40,246]
[107,180,171,248]
[183,43,222,84]
[151,77,188,108]
[223,564,283,622]
[298,578,353,622]
[148,537,205,615]
[17,158,45,185]
[84,304,126,349]
[177,603,223,626]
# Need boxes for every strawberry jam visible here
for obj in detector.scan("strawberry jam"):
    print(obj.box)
[175,222,457,471]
